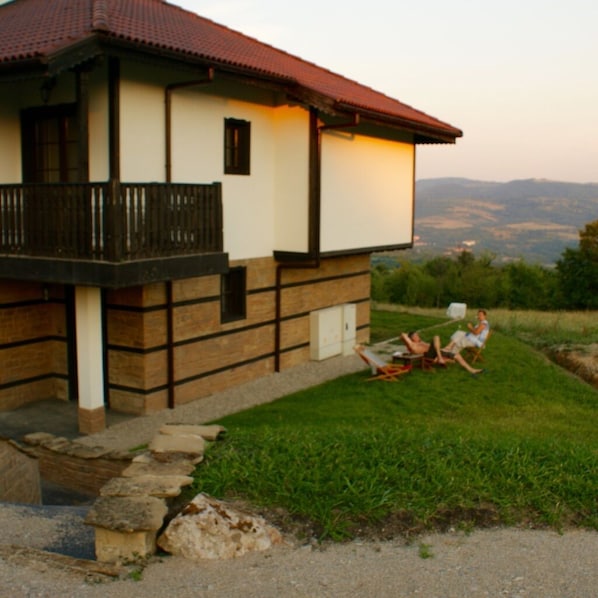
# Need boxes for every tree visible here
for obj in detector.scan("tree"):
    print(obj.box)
[504,261,558,310]
[423,256,459,307]
[557,219,598,309]
[384,262,436,306]
[371,263,390,302]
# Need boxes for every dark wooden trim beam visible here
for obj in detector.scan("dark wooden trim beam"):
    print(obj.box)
[108,56,120,181]
[274,243,412,261]
[75,69,90,181]
[0,253,229,289]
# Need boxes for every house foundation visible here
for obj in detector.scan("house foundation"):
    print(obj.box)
[0,255,370,430]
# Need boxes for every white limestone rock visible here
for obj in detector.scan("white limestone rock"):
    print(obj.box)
[149,433,205,462]
[157,493,283,560]
[159,423,227,441]
[123,456,196,477]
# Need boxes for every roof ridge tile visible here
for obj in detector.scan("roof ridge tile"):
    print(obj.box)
[92,0,109,32]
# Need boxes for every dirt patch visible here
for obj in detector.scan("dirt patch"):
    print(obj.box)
[238,501,570,548]
[549,343,598,389]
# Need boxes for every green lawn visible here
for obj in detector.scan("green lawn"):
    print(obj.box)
[190,310,598,541]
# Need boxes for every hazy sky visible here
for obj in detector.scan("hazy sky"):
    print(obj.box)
[171,0,598,183]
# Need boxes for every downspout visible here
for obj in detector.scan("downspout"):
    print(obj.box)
[164,68,215,409]
[274,110,359,372]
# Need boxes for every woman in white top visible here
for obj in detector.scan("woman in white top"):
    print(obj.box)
[443,309,489,375]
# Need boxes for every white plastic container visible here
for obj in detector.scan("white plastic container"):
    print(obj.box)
[446,302,467,319]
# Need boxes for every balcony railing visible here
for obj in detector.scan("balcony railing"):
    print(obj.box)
[0,181,223,262]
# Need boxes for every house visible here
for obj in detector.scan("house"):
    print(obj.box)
[0,0,462,434]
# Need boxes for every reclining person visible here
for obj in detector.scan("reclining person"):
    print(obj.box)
[443,308,489,375]
[400,331,447,367]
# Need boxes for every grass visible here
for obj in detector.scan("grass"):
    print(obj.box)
[190,308,598,541]
[372,302,598,347]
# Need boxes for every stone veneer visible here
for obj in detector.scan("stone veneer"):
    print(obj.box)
[0,438,42,504]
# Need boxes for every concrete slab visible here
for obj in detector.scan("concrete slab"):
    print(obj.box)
[0,399,134,442]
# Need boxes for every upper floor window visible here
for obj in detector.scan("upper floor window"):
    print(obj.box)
[224,118,250,175]
[21,104,79,183]
[221,266,247,323]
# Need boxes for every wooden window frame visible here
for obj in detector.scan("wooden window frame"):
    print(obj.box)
[21,103,78,183]
[224,118,250,175]
[221,266,247,322]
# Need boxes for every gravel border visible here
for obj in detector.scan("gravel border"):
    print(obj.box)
[76,352,366,452]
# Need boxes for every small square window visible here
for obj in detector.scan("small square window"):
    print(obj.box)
[224,118,250,175]
[221,266,247,322]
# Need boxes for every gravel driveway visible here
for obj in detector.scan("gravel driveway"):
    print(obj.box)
[1,507,596,598]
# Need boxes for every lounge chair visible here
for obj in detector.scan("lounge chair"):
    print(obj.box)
[354,344,412,381]
[464,330,492,364]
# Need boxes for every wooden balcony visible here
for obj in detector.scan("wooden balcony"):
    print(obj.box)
[0,182,227,287]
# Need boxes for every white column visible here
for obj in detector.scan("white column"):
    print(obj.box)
[75,286,105,412]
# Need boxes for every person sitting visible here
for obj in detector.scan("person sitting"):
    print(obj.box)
[443,308,489,375]
[400,331,447,367]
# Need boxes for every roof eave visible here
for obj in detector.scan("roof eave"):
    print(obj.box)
[0,56,48,79]
[335,101,462,144]
[0,35,104,80]
[0,34,462,144]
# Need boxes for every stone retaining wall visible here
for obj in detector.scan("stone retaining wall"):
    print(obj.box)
[20,433,135,496]
[84,423,226,563]
[0,438,42,504]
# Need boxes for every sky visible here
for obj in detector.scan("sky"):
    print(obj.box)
[170,0,598,184]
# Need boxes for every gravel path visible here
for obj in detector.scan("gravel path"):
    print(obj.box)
[1,511,596,597]
[2,352,598,596]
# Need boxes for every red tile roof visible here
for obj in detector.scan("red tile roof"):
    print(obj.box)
[0,0,461,142]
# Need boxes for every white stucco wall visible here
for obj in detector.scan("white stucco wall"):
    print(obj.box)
[98,64,309,259]
[1,61,413,259]
[167,87,309,259]
[320,132,414,252]
[273,107,310,253]
[120,75,166,182]
[0,92,21,182]
[88,67,110,182]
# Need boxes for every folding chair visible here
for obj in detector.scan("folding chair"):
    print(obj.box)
[464,330,492,364]
[354,345,411,381]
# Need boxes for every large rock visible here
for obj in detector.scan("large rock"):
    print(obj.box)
[157,493,283,560]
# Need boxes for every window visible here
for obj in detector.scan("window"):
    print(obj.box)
[221,267,247,322]
[21,104,79,183]
[224,118,250,175]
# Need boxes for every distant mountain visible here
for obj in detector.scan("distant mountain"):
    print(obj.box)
[409,178,598,265]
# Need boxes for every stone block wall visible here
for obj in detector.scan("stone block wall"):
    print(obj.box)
[0,282,68,411]
[0,438,42,504]
[106,254,371,415]
[0,254,371,419]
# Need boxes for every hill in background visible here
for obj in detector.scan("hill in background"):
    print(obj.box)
[406,178,598,265]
